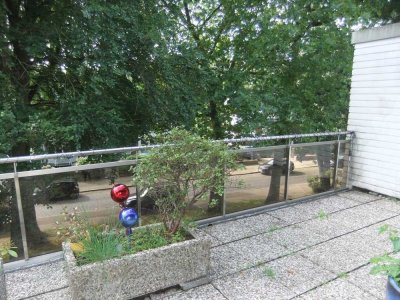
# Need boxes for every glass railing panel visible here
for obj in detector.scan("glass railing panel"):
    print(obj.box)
[186,191,223,222]
[334,141,350,190]
[0,178,23,262]
[17,164,136,258]
[225,146,288,214]
[139,189,223,226]
[288,143,335,199]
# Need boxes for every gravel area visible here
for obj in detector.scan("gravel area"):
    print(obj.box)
[5,190,394,300]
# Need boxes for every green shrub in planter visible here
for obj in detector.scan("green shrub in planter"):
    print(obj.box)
[134,128,239,235]
[74,223,188,266]
[64,129,239,299]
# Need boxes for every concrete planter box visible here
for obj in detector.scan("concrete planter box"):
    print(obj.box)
[63,228,211,300]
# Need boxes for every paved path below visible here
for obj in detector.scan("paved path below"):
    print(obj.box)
[5,190,397,300]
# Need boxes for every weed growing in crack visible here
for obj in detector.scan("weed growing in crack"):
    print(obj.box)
[267,225,282,233]
[317,210,329,220]
[263,267,276,279]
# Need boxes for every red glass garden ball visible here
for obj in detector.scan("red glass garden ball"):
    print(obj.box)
[110,184,130,203]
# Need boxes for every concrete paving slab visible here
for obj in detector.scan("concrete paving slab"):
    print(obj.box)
[338,191,380,203]
[351,199,400,220]
[326,201,398,232]
[267,205,315,225]
[190,228,223,248]
[213,266,296,300]
[371,197,400,213]
[203,218,258,243]
[347,264,386,299]
[264,253,336,296]
[266,195,359,225]
[6,261,68,300]
[300,278,379,300]
[296,195,360,215]
[383,215,400,230]
[239,213,289,235]
[299,216,353,241]
[210,244,249,279]
[28,287,71,300]
[356,222,395,254]
[150,287,181,300]
[161,284,226,300]
[299,230,382,274]
[268,223,327,252]
[227,233,289,266]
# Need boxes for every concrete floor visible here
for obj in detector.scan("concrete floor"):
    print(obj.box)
[5,190,398,300]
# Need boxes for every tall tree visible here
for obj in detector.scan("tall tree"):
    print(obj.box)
[0,0,200,250]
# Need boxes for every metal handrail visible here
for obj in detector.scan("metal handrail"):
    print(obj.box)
[0,131,353,164]
[221,131,352,143]
[0,131,353,261]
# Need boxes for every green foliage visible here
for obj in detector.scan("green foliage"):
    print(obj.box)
[317,210,329,220]
[134,128,240,235]
[0,242,17,271]
[370,225,400,284]
[75,224,187,266]
[129,226,186,253]
[56,206,188,265]
[308,175,323,193]
[77,226,125,266]
[0,244,18,259]
[56,206,89,243]
[267,225,282,233]
[307,170,332,193]
[1,0,396,156]
[263,267,276,279]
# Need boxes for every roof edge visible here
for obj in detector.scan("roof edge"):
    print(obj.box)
[352,22,400,44]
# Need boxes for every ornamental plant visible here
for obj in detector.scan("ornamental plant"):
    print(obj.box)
[370,224,400,284]
[0,244,17,259]
[0,242,17,271]
[134,128,239,236]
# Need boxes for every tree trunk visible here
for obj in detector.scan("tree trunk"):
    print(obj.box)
[10,177,48,254]
[4,2,48,254]
[266,152,284,203]
[316,144,332,192]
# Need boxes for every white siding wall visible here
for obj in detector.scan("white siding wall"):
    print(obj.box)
[348,24,400,198]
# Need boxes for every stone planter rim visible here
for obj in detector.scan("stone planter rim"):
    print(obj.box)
[63,232,200,270]
[63,224,211,300]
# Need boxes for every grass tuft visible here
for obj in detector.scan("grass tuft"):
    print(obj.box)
[75,225,188,265]
[263,267,276,279]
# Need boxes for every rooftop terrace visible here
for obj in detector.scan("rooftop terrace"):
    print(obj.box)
[4,189,397,300]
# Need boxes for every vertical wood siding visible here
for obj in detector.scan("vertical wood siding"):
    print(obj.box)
[348,32,400,198]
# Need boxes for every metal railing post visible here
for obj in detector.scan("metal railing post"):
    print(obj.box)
[346,132,355,189]
[222,163,226,217]
[284,139,292,200]
[136,150,142,227]
[332,137,341,189]
[222,192,226,217]
[13,163,29,260]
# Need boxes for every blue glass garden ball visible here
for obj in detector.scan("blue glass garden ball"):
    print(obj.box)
[119,207,138,228]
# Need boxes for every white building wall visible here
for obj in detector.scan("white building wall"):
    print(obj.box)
[348,23,400,198]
